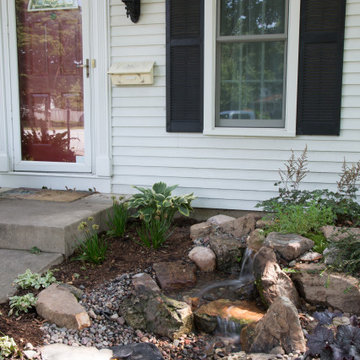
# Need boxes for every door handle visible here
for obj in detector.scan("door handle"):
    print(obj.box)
[76,59,90,78]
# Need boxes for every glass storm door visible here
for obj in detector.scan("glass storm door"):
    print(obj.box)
[14,0,91,172]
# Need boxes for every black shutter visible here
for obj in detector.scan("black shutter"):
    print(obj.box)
[166,0,204,132]
[297,0,346,135]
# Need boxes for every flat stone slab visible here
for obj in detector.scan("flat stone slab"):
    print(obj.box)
[112,343,164,360]
[153,261,197,291]
[0,193,113,256]
[0,249,63,303]
[40,344,112,360]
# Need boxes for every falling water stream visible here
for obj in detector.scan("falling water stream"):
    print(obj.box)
[197,248,256,338]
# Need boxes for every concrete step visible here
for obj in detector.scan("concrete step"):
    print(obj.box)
[0,249,64,303]
[0,193,113,257]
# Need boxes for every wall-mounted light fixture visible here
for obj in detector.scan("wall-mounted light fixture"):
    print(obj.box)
[122,0,140,23]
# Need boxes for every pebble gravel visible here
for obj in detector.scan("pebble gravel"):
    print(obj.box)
[31,268,306,360]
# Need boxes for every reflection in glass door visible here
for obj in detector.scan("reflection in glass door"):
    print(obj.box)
[16,0,86,163]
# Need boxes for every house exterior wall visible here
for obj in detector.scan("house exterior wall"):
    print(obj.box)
[109,0,360,210]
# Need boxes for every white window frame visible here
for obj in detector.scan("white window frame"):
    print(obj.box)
[203,0,301,137]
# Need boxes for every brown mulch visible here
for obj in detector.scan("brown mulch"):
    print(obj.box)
[0,217,197,351]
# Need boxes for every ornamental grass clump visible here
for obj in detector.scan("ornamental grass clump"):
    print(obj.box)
[129,182,196,249]
[76,217,108,264]
[106,196,129,237]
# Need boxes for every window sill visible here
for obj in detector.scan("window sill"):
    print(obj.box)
[203,126,296,138]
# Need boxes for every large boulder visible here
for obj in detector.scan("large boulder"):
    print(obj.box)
[153,261,196,291]
[190,222,212,240]
[322,225,360,242]
[122,275,193,339]
[218,213,260,240]
[209,234,244,273]
[292,263,360,315]
[253,247,300,308]
[36,284,91,330]
[188,246,216,272]
[265,232,314,261]
[241,296,306,354]
[194,299,264,334]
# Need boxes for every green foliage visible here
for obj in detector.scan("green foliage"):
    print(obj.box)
[107,196,129,237]
[306,232,329,254]
[136,219,172,249]
[129,182,196,249]
[76,218,108,264]
[258,188,360,227]
[0,335,21,359]
[8,293,37,316]
[14,269,57,290]
[328,231,360,276]
[266,201,335,236]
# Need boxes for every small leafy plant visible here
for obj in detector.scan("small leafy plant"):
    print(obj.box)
[107,196,129,237]
[327,231,360,276]
[129,182,196,249]
[0,334,21,359]
[76,217,108,264]
[14,269,57,290]
[265,201,335,236]
[305,312,360,360]
[8,293,37,316]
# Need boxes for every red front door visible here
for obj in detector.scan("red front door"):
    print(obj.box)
[16,0,86,163]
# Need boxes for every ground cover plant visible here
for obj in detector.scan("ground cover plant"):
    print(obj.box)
[14,269,57,290]
[8,293,37,316]
[305,312,360,360]
[0,334,21,359]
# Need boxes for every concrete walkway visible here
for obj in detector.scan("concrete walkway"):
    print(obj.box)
[0,192,113,303]
[0,249,63,303]
[0,193,113,256]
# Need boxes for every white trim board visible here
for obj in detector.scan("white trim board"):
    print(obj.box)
[0,0,111,186]
[203,0,301,137]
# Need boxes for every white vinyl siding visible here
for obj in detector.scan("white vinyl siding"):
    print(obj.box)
[110,0,360,210]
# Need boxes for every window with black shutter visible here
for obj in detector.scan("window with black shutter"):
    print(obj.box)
[296,0,346,136]
[166,0,204,132]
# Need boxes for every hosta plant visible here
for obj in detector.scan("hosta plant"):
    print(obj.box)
[129,182,196,249]
[8,293,37,316]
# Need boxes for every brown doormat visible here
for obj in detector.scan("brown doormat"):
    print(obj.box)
[0,188,93,202]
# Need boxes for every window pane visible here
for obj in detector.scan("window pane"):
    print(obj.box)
[217,41,285,128]
[220,0,286,36]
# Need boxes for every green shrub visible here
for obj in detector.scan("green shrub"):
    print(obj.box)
[328,231,360,276]
[107,196,129,237]
[129,182,196,249]
[306,232,328,254]
[14,269,57,290]
[76,218,108,264]
[8,293,37,316]
[266,201,335,236]
[0,335,21,359]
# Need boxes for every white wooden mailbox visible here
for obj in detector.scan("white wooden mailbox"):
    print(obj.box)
[108,61,155,86]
